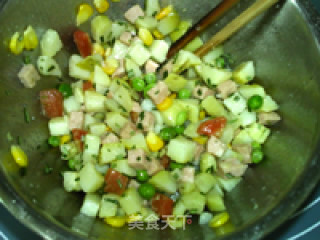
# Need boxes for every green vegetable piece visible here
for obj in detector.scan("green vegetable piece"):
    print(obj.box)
[144,83,156,98]
[144,73,157,84]
[251,141,262,151]
[58,83,73,98]
[170,162,185,170]
[176,111,188,126]
[160,127,177,141]
[138,183,156,200]
[215,57,225,68]
[175,125,185,135]
[248,95,264,111]
[136,170,149,182]
[178,89,192,99]
[132,78,146,92]
[24,107,31,123]
[164,73,187,92]
[252,150,264,164]
[48,136,60,147]
[68,159,76,170]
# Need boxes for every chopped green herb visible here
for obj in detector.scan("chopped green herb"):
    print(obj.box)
[17,136,21,145]
[115,154,124,160]
[137,122,143,130]
[130,131,136,136]
[24,107,31,123]
[117,179,123,188]
[7,132,13,142]
[4,90,10,96]
[44,165,53,174]
[47,65,56,72]
[19,167,27,177]
[163,70,169,79]
[106,198,119,205]
[111,162,117,168]
[23,55,31,64]
[234,95,240,101]
[136,156,141,161]
[197,89,203,96]
[139,111,145,121]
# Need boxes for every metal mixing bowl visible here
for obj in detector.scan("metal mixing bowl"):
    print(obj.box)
[0,0,319,239]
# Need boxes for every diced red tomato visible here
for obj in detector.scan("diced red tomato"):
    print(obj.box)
[197,117,227,137]
[83,81,94,91]
[160,155,170,169]
[151,193,174,218]
[104,168,129,195]
[73,30,92,58]
[39,89,63,119]
[72,129,87,141]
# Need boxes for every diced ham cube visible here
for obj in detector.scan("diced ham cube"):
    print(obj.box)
[233,144,252,164]
[180,167,195,183]
[192,86,214,100]
[207,136,226,157]
[132,101,142,113]
[217,80,238,99]
[159,60,173,78]
[124,5,145,24]
[112,59,125,78]
[128,148,149,170]
[258,112,281,125]
[119,31,132,45]
[148,81,170,105]
[219,158,248,177]
[69,111,84,130]
[119,122,137,139]
[18,64,41,88]
[128,179,140,189]
[138,111,155,132]
[147,158,164,176]
[145,60,159,74]
[194,144,205,163]
[101,132,119,144]
[130,102,142,123]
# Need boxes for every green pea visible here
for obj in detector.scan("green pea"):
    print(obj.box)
[170,162,185,170]
[252,150,264,164]
[138,183,156,200]
[136,170,149,182]
[248,95,264,111]
[144,83,156,98]
[178,89,192,99]
[144,73,157,84]
[252,141,262,151]
[132,78,146,92]
[58,83,73,98]
[160,127,177,141]
[48,136,60,147]
[68,159,76,170]
[175,125,185,135]
[215,57,225,68]
[176,111,188,126]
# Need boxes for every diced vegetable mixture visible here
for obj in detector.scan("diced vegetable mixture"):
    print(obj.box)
[11,0,281,229]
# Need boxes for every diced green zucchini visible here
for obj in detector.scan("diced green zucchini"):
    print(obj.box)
[201,96,228,117]
[114,159,136,177]
[83,134,101,163]
[79,162,104,193]
[40,29,63,57]
[173,50,202,73]
[176,99,200,123]
[203,46,224,66]
[160,100,185,126]
[105,112,128,133]
[195,173,217,194]
[195,63,232,86]
[173,200,186,216]
[206,189,226,212]
[99,194,120,218]
[110,40,129,60]
[119,188,143,215]
[179,182,196,194]
[113,86,133,112]
[128,43,151,66]
[164,73,187,91]
[89,123,107,137]
[69,55,91,80]
[247,123,270,144]
[149,170,177,194]
[136,16,158,30]
[233,61,255,84]
[184,122,201,138]
[125,58,142,77]
[200,153,216,173]
[49,116,69,136]
[167,136,197,163]
[121,133,149,152]
[150,40,170,63]
[37,56,62,77]
[63,171,81,192]
[100,142,126,164]
[238,84,266,99]
[91,16,113,43]
[184,37,203,52]
[232,129,253,145]
[80,194,101,217]
[84,90,106,113]
[170,20,192,42]
[157,11,180,35]
[145,0,160,16]
[217,176,242,192]
[259,95,279,112]
[181,191,206,214]
[223,92,247,115]
[64,96,81,113]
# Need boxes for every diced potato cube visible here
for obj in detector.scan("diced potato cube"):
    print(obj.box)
[260,95,279,112]
[119,188,143,215]
[63,171,81,192]
[167,137,197,163]
[223,92,247,115]
[128,43,151,66]
[105,112,128,134]
[238,84,266,99]
[49,116,69,136]
[89,123,107,136]
[233,61,255,84]
[149,170,177,194]
[40,29,63,57]
[83,134,101,163]
[84,91,106,112]
[181,191,206,214]
[164,73,187,92]
[80,194,101,217]
[114,159,137,177]
[100,143,126,164]
[69,55,91,80]
[247,123,271,144]
[99,194,120,218]
[64,96,81,113]
[79,162,104,193]
[150,40,169,63]
[201,96,228,117]
[195,173,217,194]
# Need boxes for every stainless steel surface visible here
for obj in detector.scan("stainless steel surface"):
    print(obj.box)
[0,0,319,239]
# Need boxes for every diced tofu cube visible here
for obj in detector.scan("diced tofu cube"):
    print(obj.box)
[112,59,126,78]
[80,194,101,217]
[119,31,132,45]
[128,43,151,66]
[247,123,271,144]
[207,136,226,157]
[180,167,195,183]
[147,158,164,176]
[63,171,81,192]
[145,59,159,74]
[217,80,237,99]
[159,59,173,78]
[137,111,155,132]
[132,101,143,113]
[192,86,214,100]
[69,111,84,130]
[223,92,247,115]
[150,40,170,63]
[101,133,119,144]
[120,122,138,139]
[219,158,248,177]
[18,64,41,88]
[233,144,252,164]
[124,5,145,23]
[258,112,281,125]
[49,116,69,136]
[128,148,148,170]
[148,81,170,105]
[100,142,126,164]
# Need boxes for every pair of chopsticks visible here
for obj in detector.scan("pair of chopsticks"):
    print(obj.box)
[167,0,279,59]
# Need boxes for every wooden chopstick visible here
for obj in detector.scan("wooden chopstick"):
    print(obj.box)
[195,0,279,57]
[167,0,241,59]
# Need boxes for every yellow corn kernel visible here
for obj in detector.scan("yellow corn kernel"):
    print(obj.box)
[152,30,164,40]
[127,213,143,223]
[10,145,28,167]
[139,28,154,46]
[76,3,94,26]
[92,43,105,56]
[199,111,206,120]
[104,216,127,228]
[23,26,38,50]
[103,58,119,75]
[146,132,164,152]
[60,135,71,145]
[193,136,208,145]
[104,47,112,58]
[94,0,110,13]
[155,5,173,20]
[157,97,173,111]
[209,212,230,228]
[9,32,24,55]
